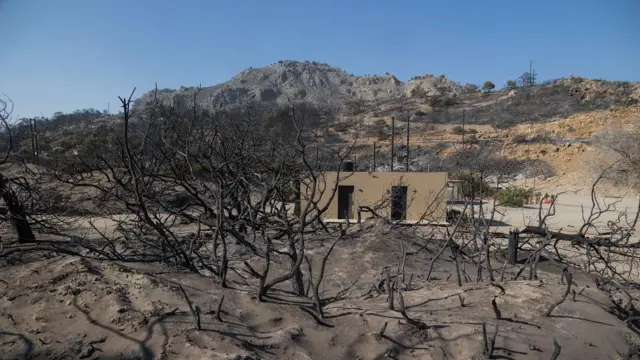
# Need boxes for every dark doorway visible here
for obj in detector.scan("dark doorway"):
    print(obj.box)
[391,186,408,221]
[337,185,354,220]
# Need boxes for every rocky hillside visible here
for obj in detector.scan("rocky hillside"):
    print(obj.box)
[416,77,640,126]
[134,60,471,111]
[134,60,640,126]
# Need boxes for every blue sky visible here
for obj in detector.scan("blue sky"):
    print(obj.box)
[1,0,638,118]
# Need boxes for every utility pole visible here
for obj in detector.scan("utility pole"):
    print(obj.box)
[391,116,395,171]
[529,60,535,87]
[29,118,37,164]
[525,143,530,187]
[405,115,410,172]
[461,110,466,146]
[427,138,431,172]
[373,142,377,171]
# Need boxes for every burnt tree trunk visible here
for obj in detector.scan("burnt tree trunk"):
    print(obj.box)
[0,174,35,243]
[292,263,305,296]
[289,241,305,295]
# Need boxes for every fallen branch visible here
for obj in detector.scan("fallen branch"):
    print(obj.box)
[499,259,508,282]
[482,323,489,356]
[545,271,573,317]
[377,321,388,339]
[482,322,498,359]
[521,226,640,248]
[491,296,502,320]
[215,295,225,322]
[386,269,394,310]
[550,338,562,360]
[397,291,427,329]
[179,285,201,330]
[490,282,506,295]
[243,261,261,278]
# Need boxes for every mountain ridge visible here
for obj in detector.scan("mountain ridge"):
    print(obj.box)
[135,60,473,109]
[134,60,640,126]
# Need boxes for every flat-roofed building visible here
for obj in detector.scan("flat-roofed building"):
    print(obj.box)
[299,171,449,223]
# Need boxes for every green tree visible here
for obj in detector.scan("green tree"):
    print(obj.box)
[463,83,479,93]
[450,171,496,198]
[482,81,496,93]
[505,80,518,90]
[518,70,537,87]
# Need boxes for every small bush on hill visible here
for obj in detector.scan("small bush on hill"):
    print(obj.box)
[365,119,391,140]
[451,126,477,135]
[428,95,458,108]
[464,134,478,144]
[491,122,512,130]
[332,122,351,133]
[511,134,528,143]
[443,97,458,107]
[505,80,518,90]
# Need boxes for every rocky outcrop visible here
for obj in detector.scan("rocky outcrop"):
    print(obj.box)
[134,60,467,110]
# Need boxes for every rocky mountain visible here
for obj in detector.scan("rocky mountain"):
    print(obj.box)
[134,60,471,110]
[134,60,640,127]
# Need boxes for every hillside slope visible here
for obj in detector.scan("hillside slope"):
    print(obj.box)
[134,60,640,126]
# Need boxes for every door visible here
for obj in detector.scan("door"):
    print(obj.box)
[390,186,408,221]
[337,185,354,220]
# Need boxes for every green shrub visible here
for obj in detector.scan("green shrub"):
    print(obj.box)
[505,80,518,90]
[482,81,496,93]
[451,126,464,135]
[495,185,534,207]
[450,171,496,198]
[428,95,458,108]
[451,126,478,135]
[464,134,478,144]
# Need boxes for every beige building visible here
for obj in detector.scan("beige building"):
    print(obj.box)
[299,171,449,223]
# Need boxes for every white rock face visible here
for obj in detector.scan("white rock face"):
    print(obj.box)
[134,60,467,110]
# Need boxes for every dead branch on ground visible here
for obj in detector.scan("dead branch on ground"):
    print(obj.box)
[545,270,573,317]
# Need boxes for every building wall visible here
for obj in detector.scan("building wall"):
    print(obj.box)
[300,171,448,222]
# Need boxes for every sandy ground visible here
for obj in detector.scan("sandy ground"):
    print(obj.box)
[1,222,640,359]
